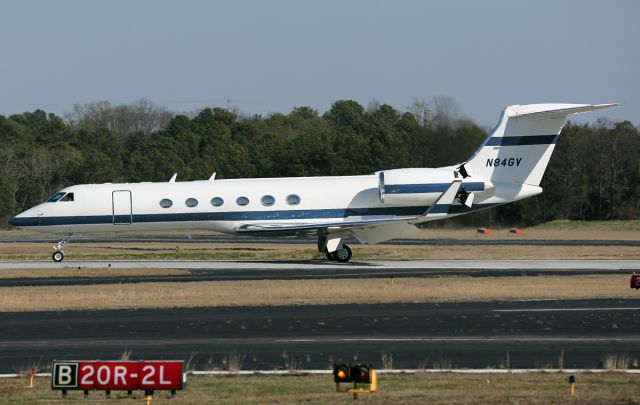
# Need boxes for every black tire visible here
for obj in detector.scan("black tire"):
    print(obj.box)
[333,245,352,263]
[52,251,64,262]
[325,251,337,261]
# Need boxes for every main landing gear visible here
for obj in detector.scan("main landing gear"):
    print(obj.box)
[325,245,352,263]
[318,236,353,263]
[52,235,72,262]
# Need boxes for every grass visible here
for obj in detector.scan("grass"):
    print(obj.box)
[1,373,639,404]
[1,223,639,263]
[533,220,640,231]
[1,240,640,262]
[222,352,246,372]
[381,353,394,370]
[0,274,637,312]
[0,267,188,279]
[602,353,637,370]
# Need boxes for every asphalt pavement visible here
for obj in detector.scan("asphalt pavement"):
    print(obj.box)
[1,258,638,372]
[0,259,638,286]
[0,299,638,372]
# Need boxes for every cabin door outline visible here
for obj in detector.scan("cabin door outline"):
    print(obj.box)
[112,190,133,225]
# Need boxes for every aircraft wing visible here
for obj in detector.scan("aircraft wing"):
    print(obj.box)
[233,180,464,243]
[233,216,417,237]
[234,216,422,245]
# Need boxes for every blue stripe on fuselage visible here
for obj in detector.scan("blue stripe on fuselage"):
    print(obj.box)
[9,204,499,227]
[386,182,484,194]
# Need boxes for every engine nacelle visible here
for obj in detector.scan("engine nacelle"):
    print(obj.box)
[377,168,490,206]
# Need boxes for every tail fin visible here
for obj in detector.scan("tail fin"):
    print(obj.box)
[463,103,617,186]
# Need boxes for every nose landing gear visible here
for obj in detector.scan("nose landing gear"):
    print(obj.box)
[52,235,71,262]
[52,250,64,262]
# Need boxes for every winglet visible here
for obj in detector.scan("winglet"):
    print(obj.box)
[169,173,177,183]
[209,172,216,181]
[412,180,462,223]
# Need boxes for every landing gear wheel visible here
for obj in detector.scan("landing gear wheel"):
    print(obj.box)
[326,251,337,261]
[52,234,72,263]
[52,251,64,262]
[333,245,352,263]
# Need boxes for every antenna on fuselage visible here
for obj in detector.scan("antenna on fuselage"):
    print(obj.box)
[169,173,177,183]
[209,172,216,181]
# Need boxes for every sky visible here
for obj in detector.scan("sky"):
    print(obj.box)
[0,0,638,128]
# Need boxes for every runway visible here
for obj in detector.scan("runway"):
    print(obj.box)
[1,259,638,372]
[0,259,638,286]
[0,299,639,372]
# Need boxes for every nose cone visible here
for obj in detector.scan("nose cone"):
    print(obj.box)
[9,215,29,228]
[8,209,41,228]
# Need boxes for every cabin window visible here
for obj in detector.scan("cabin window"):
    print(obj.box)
[60,193,74,202]
[159,198,173,208]
[261,195,275,207]
[185,198,198,208]
[286,194,301,205]
[46,192,66,202]
[211,197,224,207]
[236,196,249,206]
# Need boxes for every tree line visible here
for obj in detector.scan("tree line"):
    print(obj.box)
[1,99,638,228]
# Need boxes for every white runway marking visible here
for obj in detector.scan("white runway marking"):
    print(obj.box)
[276,337,640,343]
[493,308,640,312]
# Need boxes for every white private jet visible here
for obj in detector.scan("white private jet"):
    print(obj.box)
[10,103,616,263]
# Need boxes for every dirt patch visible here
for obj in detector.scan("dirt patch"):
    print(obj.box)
[0,267,188,279]
[0,274,636,312]
[418,227,640,241]
[0,241,638,261]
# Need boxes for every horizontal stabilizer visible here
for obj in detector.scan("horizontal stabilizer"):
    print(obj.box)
[412,180,462,223]
[512,103,618,118]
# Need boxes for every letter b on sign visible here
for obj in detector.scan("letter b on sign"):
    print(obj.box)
[53,362,78,388]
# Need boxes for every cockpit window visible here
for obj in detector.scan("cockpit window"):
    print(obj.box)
[46,192,66,202]
[60,193,74,202]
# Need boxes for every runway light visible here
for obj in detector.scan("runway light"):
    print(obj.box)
[333,364,351,384]
[29,367,36,388]
[334,364,377,398]
[352,365,371,384]
[569,374,576,398]
[145,389,153,405]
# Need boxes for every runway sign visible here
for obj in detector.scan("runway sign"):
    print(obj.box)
[52,360,185,391]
